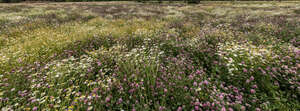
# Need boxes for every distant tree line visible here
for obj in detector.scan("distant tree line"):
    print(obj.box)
[0,0,128,3]
[0,0,288,3]
[0,0,123,3]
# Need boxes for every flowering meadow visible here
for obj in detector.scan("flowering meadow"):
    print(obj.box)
[0,1,299,111]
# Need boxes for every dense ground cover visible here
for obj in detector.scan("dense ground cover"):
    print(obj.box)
[0,1,299,110]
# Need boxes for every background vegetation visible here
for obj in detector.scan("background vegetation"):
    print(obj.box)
[0,0,293,3]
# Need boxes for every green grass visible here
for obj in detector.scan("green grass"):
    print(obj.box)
[0,1,299,111]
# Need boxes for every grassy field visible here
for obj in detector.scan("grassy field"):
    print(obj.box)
[0,1,299,110]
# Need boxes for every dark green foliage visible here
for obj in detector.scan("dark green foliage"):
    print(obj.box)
[2,0,10,3]
[186,0,200,4]
[294,9,300,14]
